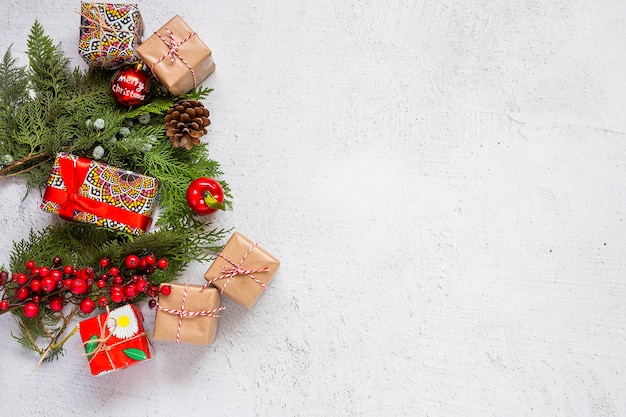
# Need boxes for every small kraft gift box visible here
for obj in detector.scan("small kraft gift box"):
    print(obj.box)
[153,283,223,345]
[40,152,158,235]
[78,2,144,69]
[204,232,280,309]
[78,304,153,376]
[136,15,215,96]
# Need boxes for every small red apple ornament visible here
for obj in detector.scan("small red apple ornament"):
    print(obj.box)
[186,177,225,215]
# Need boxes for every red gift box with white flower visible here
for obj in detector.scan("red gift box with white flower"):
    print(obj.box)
[77,304,153,376]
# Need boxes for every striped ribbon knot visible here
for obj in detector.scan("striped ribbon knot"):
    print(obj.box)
[206,242,271,294]
[152,27,198,88]
[79,6,119,35]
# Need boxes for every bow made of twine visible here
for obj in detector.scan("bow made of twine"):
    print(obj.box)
[81,307,146,371]
[205,242,271,294]
[156,284,224,344]
[77,4,133,54]
[151,27,198,88]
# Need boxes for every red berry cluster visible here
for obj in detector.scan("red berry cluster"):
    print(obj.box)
[0,254,171,319]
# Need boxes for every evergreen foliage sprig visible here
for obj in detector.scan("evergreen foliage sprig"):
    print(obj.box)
[0,22,231,363]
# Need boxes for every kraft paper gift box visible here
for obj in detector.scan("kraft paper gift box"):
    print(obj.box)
[78,2,144,69]
[153,283,222,345]
[204,232,280,309]
[136,15,215,96]
[40,152,158,235]
[78,304,153,376]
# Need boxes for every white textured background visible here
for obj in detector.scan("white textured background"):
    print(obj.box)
[1,1,625,416]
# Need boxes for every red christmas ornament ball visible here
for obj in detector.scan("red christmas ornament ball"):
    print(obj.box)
[111,66,151,107]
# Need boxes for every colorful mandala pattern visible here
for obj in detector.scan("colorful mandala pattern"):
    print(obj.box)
[41,153,158,235]
[78,3,143,69]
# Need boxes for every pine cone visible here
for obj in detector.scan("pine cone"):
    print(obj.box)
[164,100,211,150]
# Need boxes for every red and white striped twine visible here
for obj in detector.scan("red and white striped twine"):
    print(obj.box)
[151,27,198,88]
[205,242,270,294]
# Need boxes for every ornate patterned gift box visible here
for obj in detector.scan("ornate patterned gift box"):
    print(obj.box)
[78,304,153,376]
[40,152,158,235]
[78,2,144,69]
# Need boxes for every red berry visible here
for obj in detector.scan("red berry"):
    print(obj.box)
[0,300,9,310]
[70,278,87,295]
[110,291,124,303]
[63,265,74,275]
[131,274,139,283]
[23,302,39,318]
[139,258,147,270]
[16,287,30,301]
[123,284,138,298]
[52,256,62,265]
[32,295,41,304]
[145,254,156,266]
[109,267,119,276]
[145,267,155,275]
[124,254,140,270]
[50,270,62,282]
[31,267,40,276]
[29,279,41,293]
[16,273,28,285]
[160,285,172,296]
[157,258,168,269]
[147,285,159,297]
[99,258,110,268]
[49,297,64,312]
[39,266,50,277]
[136,279,149,293]
[25,260,35,270]
[97,296,109,307]
[0,270,8,284]
[79,267,93,280]
[62,278,73,289]
[96,279,107,289]
[79,298,96,314]
[148,299,157,309]
[41,277,56,292]
[112,275,124,285]
[109,284,123,293]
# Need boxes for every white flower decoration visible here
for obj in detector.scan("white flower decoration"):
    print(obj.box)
[106,305,139,339]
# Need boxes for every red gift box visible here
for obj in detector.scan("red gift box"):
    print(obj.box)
[78,304,153,376]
